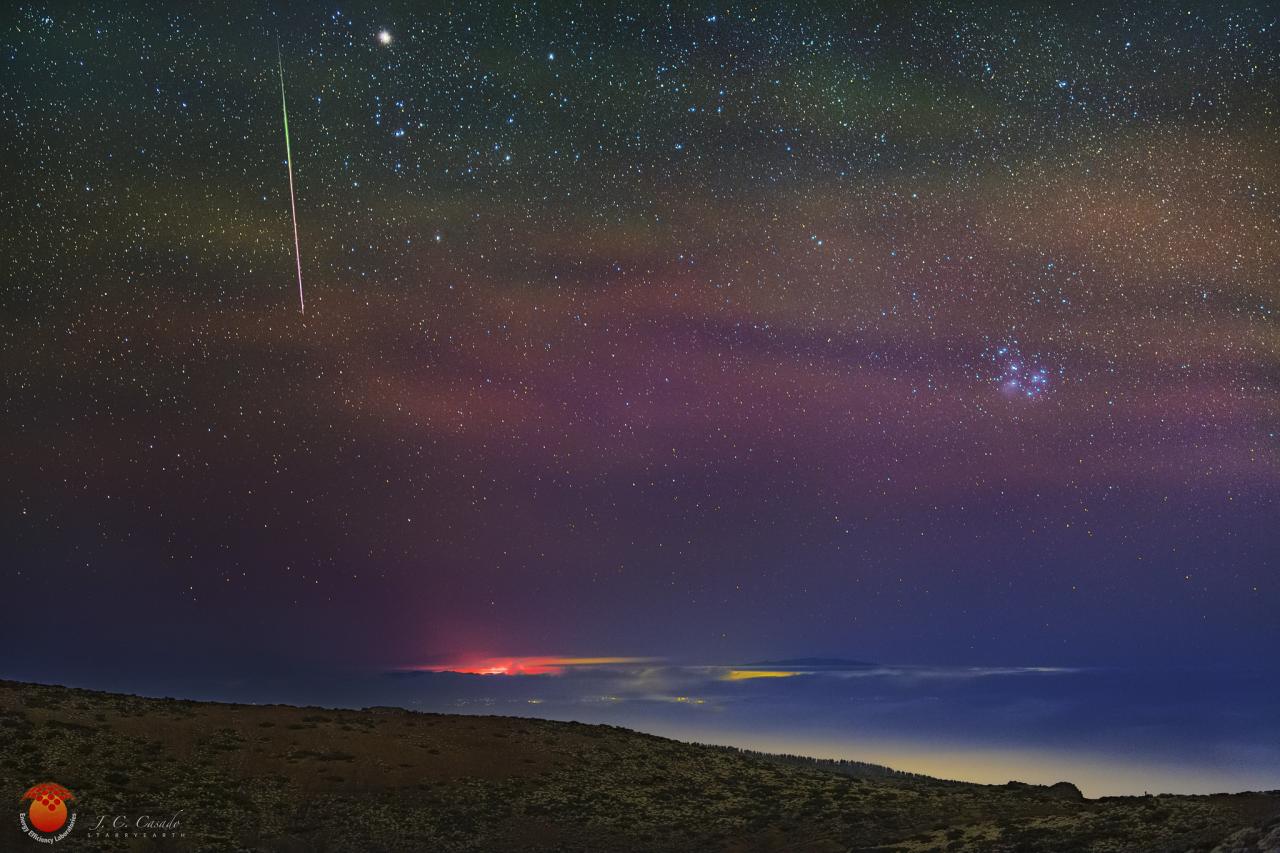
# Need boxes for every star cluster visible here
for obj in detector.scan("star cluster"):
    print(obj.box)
[986,343,1058,400]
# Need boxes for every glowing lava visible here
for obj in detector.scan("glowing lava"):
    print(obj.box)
[410,656,654,676]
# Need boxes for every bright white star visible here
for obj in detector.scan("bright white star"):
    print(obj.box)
[378,30,392,46]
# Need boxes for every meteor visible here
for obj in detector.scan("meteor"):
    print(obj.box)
[277,46,304,314]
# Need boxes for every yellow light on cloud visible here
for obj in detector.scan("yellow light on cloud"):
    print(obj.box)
[724,669,800,681]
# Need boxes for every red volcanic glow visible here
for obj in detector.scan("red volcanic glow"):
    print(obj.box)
[410,656,652,676]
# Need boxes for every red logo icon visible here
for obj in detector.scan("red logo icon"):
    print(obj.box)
[19,782,76,841]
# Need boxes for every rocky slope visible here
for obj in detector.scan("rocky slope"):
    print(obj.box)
[1,680,1277,852]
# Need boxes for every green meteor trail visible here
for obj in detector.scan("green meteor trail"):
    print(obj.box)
[278,47,304,314]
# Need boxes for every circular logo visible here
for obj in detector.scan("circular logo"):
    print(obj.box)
[19,782,76,842]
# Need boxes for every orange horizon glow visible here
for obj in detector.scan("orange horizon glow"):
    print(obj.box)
[408,655,658,676]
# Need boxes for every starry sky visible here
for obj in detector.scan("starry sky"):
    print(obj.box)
[2,0,1278,729]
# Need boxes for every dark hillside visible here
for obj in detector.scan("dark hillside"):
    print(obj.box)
[2,680,1277,852]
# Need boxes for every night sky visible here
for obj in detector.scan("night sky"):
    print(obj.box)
[2,3,1278,787]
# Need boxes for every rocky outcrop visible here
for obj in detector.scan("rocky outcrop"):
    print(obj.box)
[1210,818,1280,853]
